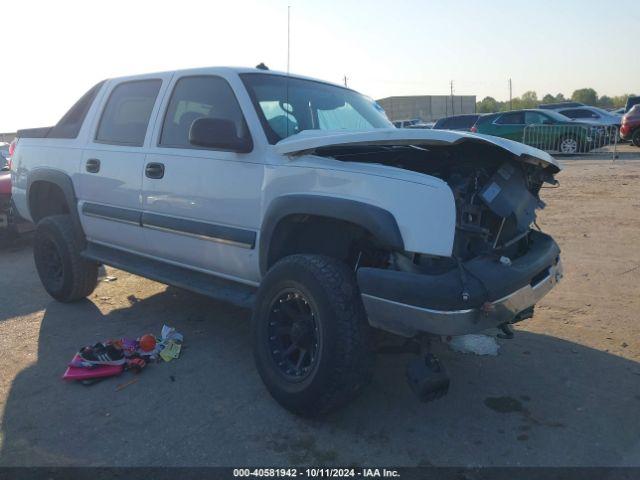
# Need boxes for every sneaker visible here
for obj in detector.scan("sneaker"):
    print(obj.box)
[78,342,125,366]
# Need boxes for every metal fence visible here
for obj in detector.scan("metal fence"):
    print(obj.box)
[522,124,618,159]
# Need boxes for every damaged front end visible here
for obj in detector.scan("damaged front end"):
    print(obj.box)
[312,137,563,337]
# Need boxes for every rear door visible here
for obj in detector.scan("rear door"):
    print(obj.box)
[492,111,525,141]
[140,73,264,284]
[78,76,168,253]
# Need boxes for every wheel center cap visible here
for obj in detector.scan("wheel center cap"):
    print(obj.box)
[291,321,312,346]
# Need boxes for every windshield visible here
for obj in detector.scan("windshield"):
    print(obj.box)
[240,73,392,144]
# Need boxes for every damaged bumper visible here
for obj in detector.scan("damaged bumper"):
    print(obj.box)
[357,231,562,337]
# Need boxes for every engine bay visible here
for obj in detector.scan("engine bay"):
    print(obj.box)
[314,141,558,272]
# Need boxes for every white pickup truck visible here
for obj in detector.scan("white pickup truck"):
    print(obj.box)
[12,66,562,415]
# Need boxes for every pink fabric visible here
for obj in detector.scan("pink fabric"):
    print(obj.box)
[62,355,123,381]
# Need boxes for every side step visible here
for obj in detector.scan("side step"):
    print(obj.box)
[82,242,256,309]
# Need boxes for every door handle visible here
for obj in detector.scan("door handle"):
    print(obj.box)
[86,158,100,173]
[145,162,165,179]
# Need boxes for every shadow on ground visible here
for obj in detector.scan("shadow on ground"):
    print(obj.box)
[1,281,640,467]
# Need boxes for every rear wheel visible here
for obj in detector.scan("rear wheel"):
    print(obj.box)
[558,135,579,154]
[33,215,98,302]
[632,129,640,148]
[252,254,373,417]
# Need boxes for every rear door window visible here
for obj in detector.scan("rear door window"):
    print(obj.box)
[95,79,162,146]
[495,112,524,125]
[525,112,549,125]
[560,109,597,119]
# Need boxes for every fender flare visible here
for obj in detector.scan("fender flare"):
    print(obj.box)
[259,194,404,275]
[26,169,86,245]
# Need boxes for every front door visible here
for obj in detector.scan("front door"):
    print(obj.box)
[141,74,264,284]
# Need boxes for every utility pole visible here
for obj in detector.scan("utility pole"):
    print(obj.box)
[450,80,454,115]
[509,78,512,110]
[343,75,348,87]
[287,6,291,74]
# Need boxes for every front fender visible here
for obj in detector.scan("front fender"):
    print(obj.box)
[260,194,404,275]
[261,162,457,272]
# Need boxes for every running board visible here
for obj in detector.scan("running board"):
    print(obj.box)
[82,242,256,309]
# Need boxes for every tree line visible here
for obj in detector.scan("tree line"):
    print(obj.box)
[476,88,635,113]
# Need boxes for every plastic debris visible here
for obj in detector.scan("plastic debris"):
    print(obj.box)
[159,341,181,362]
[103,275,118,282]
[446,334,500,356]
[63,325,184,384]
[115,378,139,392]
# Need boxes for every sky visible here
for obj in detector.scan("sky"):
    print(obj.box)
[1,0,638,132]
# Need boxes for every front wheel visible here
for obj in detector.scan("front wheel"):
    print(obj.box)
[252,255,373,417]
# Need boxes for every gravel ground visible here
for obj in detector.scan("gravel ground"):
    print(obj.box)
[0,159,639,467]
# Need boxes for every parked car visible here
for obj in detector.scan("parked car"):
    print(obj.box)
[471,109,595,153]
[406,121,435,129]
[538,101,584,110]
[0,154,33,242]
[0,142,10,160]
[624,96,640,113]
[0,159,11,231]
[610,107,626,115]
[620,105,640,147]
[12,66,562,415]
[432,114,482,132]
[556,106,621,126]
[393,118,422,128]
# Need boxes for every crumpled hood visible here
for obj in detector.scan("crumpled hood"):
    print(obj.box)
[275,128,561,172]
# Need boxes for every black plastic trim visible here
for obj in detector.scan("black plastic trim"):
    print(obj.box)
[141,212,256,248]
[82,203,141,226]
[357,231,560,311]
[82,242,256,308]
[26,169,84,242]
[259,194,404,275]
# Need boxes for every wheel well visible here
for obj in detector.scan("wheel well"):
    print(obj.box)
[266,214,388,271]
[28,181,70,223]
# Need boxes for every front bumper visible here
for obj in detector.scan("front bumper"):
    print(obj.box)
[358,231,562,337]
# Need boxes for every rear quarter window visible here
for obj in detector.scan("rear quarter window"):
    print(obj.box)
[48,81,106,139]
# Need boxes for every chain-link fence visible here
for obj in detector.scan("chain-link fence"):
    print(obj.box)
[522,124,618,159]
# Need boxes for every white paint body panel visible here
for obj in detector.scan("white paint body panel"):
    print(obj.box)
[10,66,554,285]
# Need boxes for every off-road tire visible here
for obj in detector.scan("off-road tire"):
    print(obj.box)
[33,214,98,302]
[252,254,373,417]
[632,129,640,148]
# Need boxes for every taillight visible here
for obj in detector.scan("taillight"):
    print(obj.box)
[8,139,16,157]
[470,126,478,133]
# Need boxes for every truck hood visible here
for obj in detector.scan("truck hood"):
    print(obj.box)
[275,129,560,172]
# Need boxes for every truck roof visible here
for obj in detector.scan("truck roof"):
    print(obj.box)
[103,66,351,91]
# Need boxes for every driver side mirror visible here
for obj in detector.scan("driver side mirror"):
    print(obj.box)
[189,117,252,153]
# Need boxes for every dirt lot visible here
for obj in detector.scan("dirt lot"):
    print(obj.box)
[1,160,639,467]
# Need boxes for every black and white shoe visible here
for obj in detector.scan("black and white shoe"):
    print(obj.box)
[78,343,125,366]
